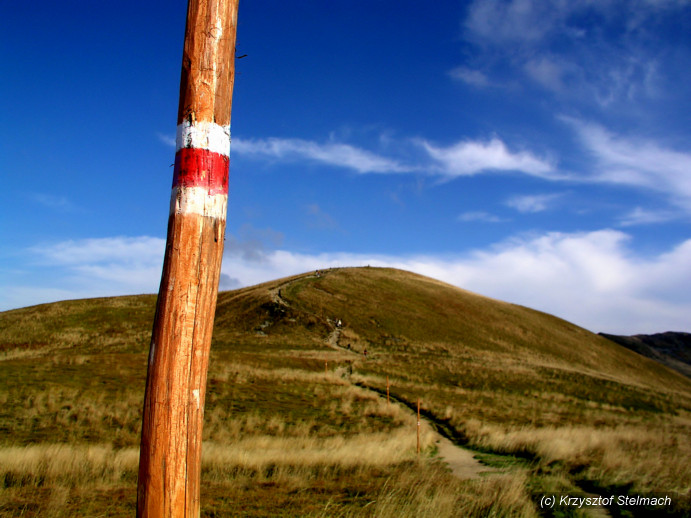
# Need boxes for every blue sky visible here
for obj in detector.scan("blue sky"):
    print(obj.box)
[2,0,690,334]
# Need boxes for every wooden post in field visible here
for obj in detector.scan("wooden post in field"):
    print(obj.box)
[416,398,421,457]
[137,1,239,516]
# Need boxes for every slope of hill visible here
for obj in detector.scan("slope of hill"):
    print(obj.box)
[600,331,691,378]
[1,267,690,516]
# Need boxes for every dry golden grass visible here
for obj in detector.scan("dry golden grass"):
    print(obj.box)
[324,465,536,518]
[0,444,138,488]
[463,418,691,496]
[204,428,435,476]
[0,427,435,486]
[352,470,465,518]
[2,266,690,516]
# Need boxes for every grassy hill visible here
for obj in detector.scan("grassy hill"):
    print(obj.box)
[1,267,690,516]
[600,331,691,379]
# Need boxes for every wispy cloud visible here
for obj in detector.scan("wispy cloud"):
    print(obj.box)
[9,230,691,335]
[234,134,561,181]
[2,237,167,309]
[460,0,685,107]
[230,124,689,219]
[420,137,557,178]
[157,132,176,147]
[457,211,507,223]
[506,193,563,213]
[31,237,165,268]
[618,207,680,226]
[523,56,578,94]
[448,66,492,88]
[464,0,558,45]
[567,119,691,211]
[233,137,413,174]
[304,204,338,230]
[29,193,81,213]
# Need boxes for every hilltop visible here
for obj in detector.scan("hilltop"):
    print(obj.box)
[1,267,690,516]
[214,267,690,424]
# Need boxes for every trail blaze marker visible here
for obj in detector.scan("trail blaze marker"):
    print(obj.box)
[137,1,239,516]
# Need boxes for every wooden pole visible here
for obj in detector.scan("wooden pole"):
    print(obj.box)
[137,1,239,516]
[416,398,421,457]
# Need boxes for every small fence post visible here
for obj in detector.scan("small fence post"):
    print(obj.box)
[416,397,421,457]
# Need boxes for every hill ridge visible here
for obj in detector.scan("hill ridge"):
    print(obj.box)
[600,331,691,378]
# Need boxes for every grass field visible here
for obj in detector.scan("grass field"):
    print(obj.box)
[1,267,690,516]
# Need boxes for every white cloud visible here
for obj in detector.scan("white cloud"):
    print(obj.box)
[233,134,562,181]
[506,193,563,213]
[233,137,413,174]
[524,57,574,93]
[0,286,85,313]
[461,0,686,107]
[150,122,691,219]
[568,119,691,210]
[448,67,491,87]
[420,137,556,178]
[218,229,691,334]
[32,237,165,268]
[457,211,507,223]
[389,230,691,334]
[464,0,559,45]
[157,132,176,147]
[618,207,679,226]
[8,231,690,335]
[464,0,683,49]
[30,193,81,213]
[23,237,166,301]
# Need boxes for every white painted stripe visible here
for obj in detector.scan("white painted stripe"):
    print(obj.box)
[176,120,231,157]
[170,186,228,219]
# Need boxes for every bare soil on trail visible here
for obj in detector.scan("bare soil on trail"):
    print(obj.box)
[435,436,501,479]
[322,306,501,479]
[274,272,506,482]
[326,327,343,351]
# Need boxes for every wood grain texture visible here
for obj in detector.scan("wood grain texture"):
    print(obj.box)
[138,211,225,517]
[138,0,238,516]
[177,0,238,127]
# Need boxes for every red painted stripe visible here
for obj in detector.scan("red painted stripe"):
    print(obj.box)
[173,148,229,194]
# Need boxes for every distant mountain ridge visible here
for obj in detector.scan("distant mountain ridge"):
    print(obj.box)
[599,331,691,378]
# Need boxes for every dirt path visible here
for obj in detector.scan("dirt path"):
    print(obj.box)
[268,281,293,306]
[323,334,500,479]
[269,274,505,482]
[435,436,500,479]
[347,384,501,480]
[326,327,342,350]
[269,275,613,514]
